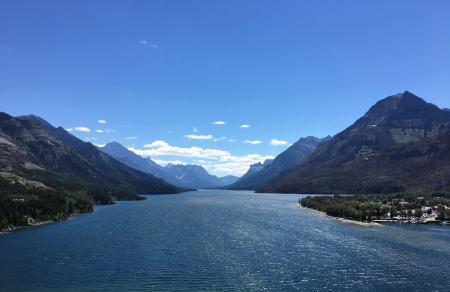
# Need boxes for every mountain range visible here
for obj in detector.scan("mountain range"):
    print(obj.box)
[228,136,331,190]
[2,90,450,230]
[1,113,182,196]
[256,91,450,194]
[100,141,239,189]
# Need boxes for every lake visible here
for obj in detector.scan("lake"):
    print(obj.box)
[1,190,450,291]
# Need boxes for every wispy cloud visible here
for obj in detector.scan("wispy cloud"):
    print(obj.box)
[270,139,288,146]
[193,127,198,133]
[184,134,213,140]
[105,129,115,133]
[240,124,250,128]
[244,140,262,145]
[93,143,106,147]
[98,119,107,124]
[228,139,235,142]
[125,137,138,140]
[212,121,226,125]
[213,137,226,142]
[140,40,157,48]
[66,128,73,132]
[74,126,91,132]
[96,130,103,133]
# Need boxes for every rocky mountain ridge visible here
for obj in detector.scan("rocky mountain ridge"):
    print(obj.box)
[257,91,450,194]
[228,136,331,190]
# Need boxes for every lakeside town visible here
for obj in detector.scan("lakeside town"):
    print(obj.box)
[373,201,449,224]
[300,193,450,225]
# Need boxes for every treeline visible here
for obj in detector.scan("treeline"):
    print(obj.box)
[300,193,450,222]
[0,178,93,231]
[86,189,145,205]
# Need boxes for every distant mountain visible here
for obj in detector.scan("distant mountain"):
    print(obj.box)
[219,175,240,185]
[257,91,450,194]
[229,136,330,190]
[237,159,273,182]
[99,141,191,188]
[13,114,181,195]
[164,164,225,189]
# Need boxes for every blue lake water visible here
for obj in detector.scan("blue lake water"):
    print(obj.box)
[1,190,450,291]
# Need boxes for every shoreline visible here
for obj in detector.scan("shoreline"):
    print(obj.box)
[303,206,383,227]
[0,220,54,234]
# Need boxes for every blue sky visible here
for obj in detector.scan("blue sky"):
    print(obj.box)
[1,1,450,177]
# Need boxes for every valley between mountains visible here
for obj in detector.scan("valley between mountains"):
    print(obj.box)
[1,91,450,231]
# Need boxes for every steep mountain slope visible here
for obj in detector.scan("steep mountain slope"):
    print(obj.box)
[237,159,273,182]
[99,141,190,188]
[164,164,225,189]
[257,91,450,194]
[5,113,181,194]
[229,136,330,190]
[260,131,450,194]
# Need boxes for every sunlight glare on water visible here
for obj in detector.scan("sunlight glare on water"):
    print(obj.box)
[1,190,450,291]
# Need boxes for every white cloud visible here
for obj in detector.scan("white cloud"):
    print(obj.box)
[193,127,198,133]
[240,124,250,128]
[130,140,230,159]
[140,40,147,45]
[145,140,169,148]
[244,140,262,145]
[213,137,226,142]
[184,134,213,140]
[212,121,226,125]
[228,139,235,142]
[153,159,187,166]
[129,140,275,176]
[66,128,73,132]
[74,126,91,132]
[98,119,107,124]
[96,130,103,133]
[93,143,106,147]
[106,129,115,133]
[211,154,275,175]
[125,137,138,140]
[270,139,289,146]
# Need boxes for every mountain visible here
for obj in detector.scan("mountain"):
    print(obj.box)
[1,113,185,231]
[11,114,182,195]
[99,141,191,188]
[164,164,225,189]
[219,175,240,185]
[257,91,450,194]
[228,136,330,190]
[237,159,273,182]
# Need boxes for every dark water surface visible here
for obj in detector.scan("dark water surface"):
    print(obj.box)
[1,190,450,291]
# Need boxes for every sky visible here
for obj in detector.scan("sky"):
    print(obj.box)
[1,1,450,177]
